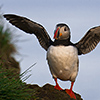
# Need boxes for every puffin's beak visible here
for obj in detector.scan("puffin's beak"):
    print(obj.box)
[53,28,62,39]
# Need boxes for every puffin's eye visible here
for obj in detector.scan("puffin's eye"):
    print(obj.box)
[64,27,67,31]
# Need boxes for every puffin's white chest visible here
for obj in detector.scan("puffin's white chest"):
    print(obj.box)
[47,45,78,81]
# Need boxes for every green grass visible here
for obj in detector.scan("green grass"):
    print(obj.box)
[0,63,37,100]
[0,12,37,100]
[0,25,16,58]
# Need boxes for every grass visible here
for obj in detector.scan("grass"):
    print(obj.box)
[0,26,16,57]
[0,12,37,100]
[0,64,36,100]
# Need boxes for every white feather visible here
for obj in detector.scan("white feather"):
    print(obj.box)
[47,45,79,82]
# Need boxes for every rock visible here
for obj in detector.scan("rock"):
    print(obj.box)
[28,83,83,100]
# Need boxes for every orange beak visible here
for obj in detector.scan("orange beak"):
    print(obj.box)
[54,27,62,39]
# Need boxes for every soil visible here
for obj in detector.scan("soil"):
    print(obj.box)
[27,83,83,100]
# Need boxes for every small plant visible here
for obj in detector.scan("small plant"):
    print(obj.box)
[0,11,36,100]
[0,63,36,100]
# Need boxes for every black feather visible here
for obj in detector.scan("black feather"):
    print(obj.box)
[75,26,100,55]
[4,14,53,51]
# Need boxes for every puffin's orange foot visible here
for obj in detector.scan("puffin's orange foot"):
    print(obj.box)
[54,78,63,91]
[54,83,63,91]
[65,89,76,99]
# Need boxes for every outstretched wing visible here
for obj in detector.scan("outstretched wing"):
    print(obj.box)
[4,14,53,51]
[75,26,100,55]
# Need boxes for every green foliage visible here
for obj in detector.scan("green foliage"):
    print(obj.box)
[0,12,36,100]
[0,14,19,77]
[0,25,16,58]
[0,64,36,100]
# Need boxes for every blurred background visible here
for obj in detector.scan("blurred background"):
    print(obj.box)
[1,0,100,100]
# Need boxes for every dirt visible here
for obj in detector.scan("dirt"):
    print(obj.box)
[27,83,83,100]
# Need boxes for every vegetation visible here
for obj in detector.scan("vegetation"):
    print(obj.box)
[0,13,36,100]
[0,65,36,100]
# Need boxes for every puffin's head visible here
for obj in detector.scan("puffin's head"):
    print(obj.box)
[54,23,70,40]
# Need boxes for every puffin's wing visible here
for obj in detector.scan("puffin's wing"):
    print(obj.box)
[75,26,100,55]
[4,14,53,51]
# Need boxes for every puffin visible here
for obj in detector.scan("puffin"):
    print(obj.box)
[4,14,100,99]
